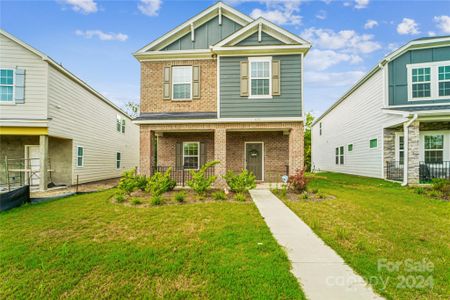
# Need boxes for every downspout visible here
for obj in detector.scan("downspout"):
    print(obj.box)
[402,113,418,186]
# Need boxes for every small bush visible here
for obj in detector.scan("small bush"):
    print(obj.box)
[151,195,162,206]
[287,169,308,193]
[224,169,256,193]
[299,192,309,200]
[174,191,186,203]
[212,190,226,200]
[234,193,246,202]
[414,187,426,195]
[316,192,327,199]
[115,193,126,203]
[131,197,142,205]
[146,168,176,196]
[309,187,319,194]
[431,178,450,199]
[187,161,219,196]
[280,184,287,198]
[118,169,138,194]
[135,175,149,191]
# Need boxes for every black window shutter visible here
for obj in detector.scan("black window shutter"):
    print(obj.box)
[176,142,183,170]
[200,142,207,167]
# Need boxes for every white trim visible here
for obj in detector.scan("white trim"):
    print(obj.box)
[76,145,84,168]
[182,141,200,170]
[244,141,265,181]
[258,23,262,42]
[0,68,15,104]
[383,63,389,107]
[301,53,304,118]
[213,45,310,52]
[217,55,221,118]
[171,65,193,101]
[384,37,450,62]
[369,137,378,149]
[421,132,448,163]
[405,61,450,101]
[134,116,304,125]
[394,132,405,164]
[248,56,272,99]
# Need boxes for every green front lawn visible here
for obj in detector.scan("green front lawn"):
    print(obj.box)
[282,172,450,300]
[0,190,304,299]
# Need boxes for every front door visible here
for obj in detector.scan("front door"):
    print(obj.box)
[245,142,263,181]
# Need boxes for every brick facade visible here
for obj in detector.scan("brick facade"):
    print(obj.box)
[140,59,217,113]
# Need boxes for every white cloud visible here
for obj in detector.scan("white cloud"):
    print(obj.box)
[364,19,378,29]
[387,43,399,51]
[138,0,161,17]
[301,27,381,54]
[61,0,97,14]
[397,18,420,35]
[434,15,450,34]
[428,31,437,37]
[75,30,128,42]
[355,0,369,9]
[305,71,365,87]
[315,10,327,20]
[249,0,302,25]
[306,49,362,71]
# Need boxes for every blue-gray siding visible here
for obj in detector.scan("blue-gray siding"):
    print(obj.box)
[388,46,450,106]
[220,55,302,118]
[163,16,241,51]
[235,31,285,46]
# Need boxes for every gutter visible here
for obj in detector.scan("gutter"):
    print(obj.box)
[402,113,418,186]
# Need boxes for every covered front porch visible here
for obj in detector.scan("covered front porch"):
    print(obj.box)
[140,122,304,186]
[384,119,450,184]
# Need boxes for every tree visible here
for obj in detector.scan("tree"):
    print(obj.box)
[123,101,139,118]
[304,112,314,172]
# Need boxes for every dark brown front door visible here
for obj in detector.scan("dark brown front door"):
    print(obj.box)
[246,143,263,181]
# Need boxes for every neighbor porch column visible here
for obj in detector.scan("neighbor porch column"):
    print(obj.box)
[406,120,420,184]
[140,126,154,176]
[39,135,49,191]
[288,123,304,175]
[214,128,227,188]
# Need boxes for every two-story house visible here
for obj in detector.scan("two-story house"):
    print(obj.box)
[0,29,139,191]
[134,2,311,185]
[312,36,450,185]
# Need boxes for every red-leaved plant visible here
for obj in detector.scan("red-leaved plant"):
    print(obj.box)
[287,169,308,193]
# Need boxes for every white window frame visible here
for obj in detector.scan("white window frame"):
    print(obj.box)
[335,146,344,165]
[182,142,200,170]
[395,132,405,165]
[76,146,84,167]
[0,68,15,104]
[423,133,445,164]
[438,64,450,98]
[248,56,272,99]
[319,122,322,136]
[369,138,378,149]
[116,152,121,170]
[172,66,193,101]
[407,60,450,101]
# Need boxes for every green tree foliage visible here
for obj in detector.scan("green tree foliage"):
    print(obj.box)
[304,112,314,172]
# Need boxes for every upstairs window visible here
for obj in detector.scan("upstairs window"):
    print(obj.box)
[411,67,431,99]
[116,152,121,169]
[0,69,14,103]
[348,144,353,152]
[117,115,125,133]
[249,57,271,98]
[319,123,322,136]
[77,146,84,167]
[438,65,450,97]
[172,66,192,100]
[370,138,378,149]
[424,135,444,164]
[121,119,126,133]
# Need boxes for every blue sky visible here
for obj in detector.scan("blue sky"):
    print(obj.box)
[2,0,450,116]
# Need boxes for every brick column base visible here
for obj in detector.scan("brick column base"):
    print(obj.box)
[214,128,227,188]
[407,120,420,184]
[288,123,304,175]
[140,126,154,176]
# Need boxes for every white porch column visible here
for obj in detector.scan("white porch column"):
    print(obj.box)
[39,135,49,191]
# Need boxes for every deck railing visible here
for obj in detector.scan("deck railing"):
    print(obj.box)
[385,161,404,182]
[420,161,450,183]
[151,166,215,186]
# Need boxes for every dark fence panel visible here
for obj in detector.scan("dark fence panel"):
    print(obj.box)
[385,161,404,182]
[0,185,30,211]
[152,166,215,186]
[420,161,450,183]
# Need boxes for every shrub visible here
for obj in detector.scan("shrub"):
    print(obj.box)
[287,169,308,193]
[146,168,176,196]
[118,169,138,194]
[174,191,186,203]
[135,174,149,192]
[151,195,163,206]
[431,178,450,199]
[234,193,246,202]
[299,192,309,200]
[212,190,226,200]
[187,161,219,196]
[316,192,327,199]
[279,184,287,198]
[223,169,256,193]
[131,197,142,205]
[115,193,126,203]
[414,187,426,195]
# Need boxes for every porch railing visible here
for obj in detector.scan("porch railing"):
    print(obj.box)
[420,161,450,183]
[151,166,215,187]
[385,161,404,182]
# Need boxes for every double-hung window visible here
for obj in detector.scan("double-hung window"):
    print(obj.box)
[335,146,344,165]
[424,135,444,164]
[172,66,192,100]
[116,152,121,169]
[411,67,431,99]
[0,69,14,103]
[77,146,84,167]
[249,57,271,98]
[183,142,199,169]
[438,65,450,97]
[398,136,405,165]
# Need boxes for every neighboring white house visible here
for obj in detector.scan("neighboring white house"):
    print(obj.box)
[0,29,139,190]
[312,36,450,185]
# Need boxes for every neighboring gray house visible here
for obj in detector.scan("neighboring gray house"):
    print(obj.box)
[0,29,139,191]
[134,2,311,184]
[312,36,450,185]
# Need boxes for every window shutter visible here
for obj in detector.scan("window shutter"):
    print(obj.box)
[163,66,171,100]
[240,61,249,97]
[200,142,207,167]
[192,65,200,99]
[15,68,25,103]
[176,142,183,170]
[272,60,280,96]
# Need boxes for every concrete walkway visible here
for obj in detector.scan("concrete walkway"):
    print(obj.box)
[250,189,383,300]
